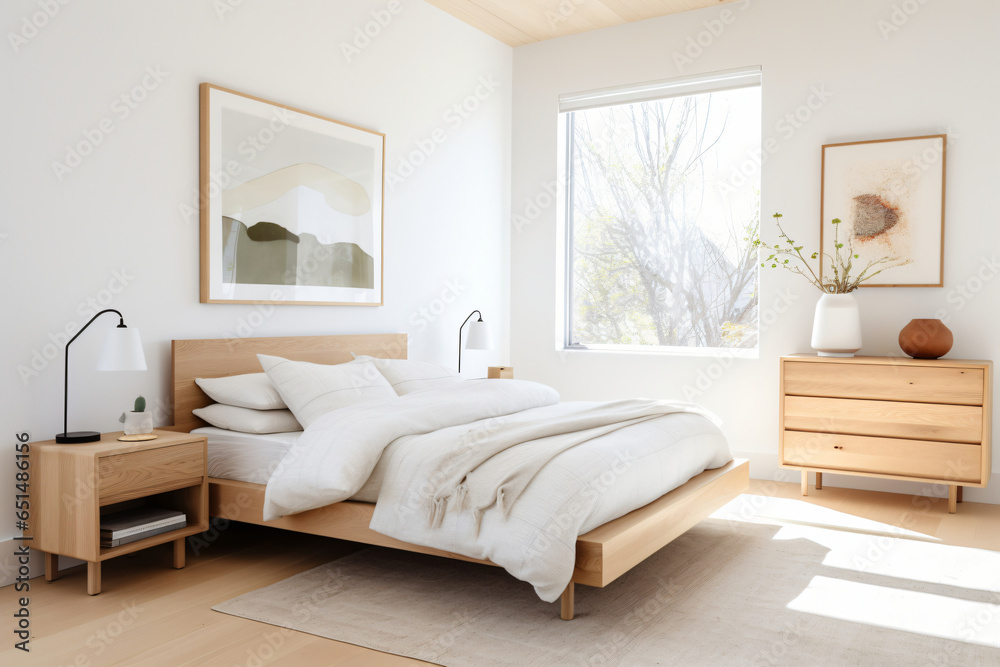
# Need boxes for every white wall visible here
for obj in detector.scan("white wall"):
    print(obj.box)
[510,0,1000,501]
[0,0,512,547]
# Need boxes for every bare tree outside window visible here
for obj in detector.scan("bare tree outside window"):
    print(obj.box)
[565,84,761,351]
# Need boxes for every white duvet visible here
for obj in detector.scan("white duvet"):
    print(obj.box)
[264,380,732,601]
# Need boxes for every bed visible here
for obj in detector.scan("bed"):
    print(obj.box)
[165,333,749,619]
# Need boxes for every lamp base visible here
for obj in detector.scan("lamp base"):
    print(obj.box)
[55,431,101,444]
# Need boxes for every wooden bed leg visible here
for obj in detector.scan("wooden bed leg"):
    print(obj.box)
[44,553,58,582]
[815,472,822,491]
[560,581,574,621]
[801,470,809,497]
[948,485,958,514]
[957,486,963,504]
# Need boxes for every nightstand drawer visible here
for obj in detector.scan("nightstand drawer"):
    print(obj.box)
[783,431,981,483]
[783,396,983,443]
[99,441,205,505]
[783,362,984,405]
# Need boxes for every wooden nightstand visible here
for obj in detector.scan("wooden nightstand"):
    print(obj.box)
[779,355,992,513]
[28,430,208,594]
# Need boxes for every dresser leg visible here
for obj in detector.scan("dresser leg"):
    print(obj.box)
[957,486,963,504]
[948,485,958,514]
[815,472,822,490]
[44,553,59,582]
[87,561,101,595]
[173,538,186,569]
[801,471,809,496]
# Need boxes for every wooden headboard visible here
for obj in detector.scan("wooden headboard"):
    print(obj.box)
[170,333,407,433]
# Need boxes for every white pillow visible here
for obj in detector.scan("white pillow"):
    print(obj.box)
[353,355,462,396]
[195,373,286,410]
[258,355,397,428]
[193,403,302,434]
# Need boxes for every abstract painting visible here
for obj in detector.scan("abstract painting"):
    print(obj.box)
[200,84,384,305]
[820,135,946,287]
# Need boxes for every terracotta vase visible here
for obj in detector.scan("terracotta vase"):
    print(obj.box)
[898,319,953,359]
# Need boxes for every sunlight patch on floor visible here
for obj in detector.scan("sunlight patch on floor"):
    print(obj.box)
[769,522,1000,592]
[788,576,1000,649]
[713,493,1000,648]
[712,494,936,540]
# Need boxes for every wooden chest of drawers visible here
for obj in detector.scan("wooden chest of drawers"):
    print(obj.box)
[779,355,992,513]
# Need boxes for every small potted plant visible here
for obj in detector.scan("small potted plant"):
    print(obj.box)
[120,395,154,435]
[758,214,909,356]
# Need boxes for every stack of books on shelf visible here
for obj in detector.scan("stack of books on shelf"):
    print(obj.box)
[100,507,187,548]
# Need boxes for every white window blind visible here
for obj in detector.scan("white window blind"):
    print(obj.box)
[558,66,761,113]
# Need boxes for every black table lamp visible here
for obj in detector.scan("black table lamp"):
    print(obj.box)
[458,310,493,373]
[56,309,146,443]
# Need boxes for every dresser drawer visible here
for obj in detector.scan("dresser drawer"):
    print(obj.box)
[98,441,205,505]
[783,431,981,483]
[783,362,984,406]
[784,396,983,443]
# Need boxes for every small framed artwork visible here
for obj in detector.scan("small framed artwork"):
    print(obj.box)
[200,84,384,305]
[820,134,946,288]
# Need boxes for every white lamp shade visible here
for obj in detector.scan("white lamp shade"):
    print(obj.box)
[96,327,147,371]
[465,320,493,351]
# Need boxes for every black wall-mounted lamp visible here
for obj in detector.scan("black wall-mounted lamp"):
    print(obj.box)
[458,310,493,374]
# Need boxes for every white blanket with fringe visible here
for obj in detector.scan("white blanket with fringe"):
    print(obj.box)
[263,379,732,601]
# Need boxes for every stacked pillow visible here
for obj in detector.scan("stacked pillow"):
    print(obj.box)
[191,403,302,434]
[193,355,463,433]
[196,372,287,410]
[193,372,302,434]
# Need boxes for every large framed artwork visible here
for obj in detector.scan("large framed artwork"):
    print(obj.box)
[820,134,946,288]
[200,84,384,305]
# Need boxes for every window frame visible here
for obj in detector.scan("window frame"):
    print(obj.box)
[559,67,762,355]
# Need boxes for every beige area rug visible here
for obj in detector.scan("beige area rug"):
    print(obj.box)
[213,501,1000,665]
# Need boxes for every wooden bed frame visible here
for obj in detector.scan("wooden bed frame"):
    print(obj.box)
[167,334,749,619]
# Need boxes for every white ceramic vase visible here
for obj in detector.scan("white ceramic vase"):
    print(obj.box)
[811,293,862,357]
[123,411,153,435]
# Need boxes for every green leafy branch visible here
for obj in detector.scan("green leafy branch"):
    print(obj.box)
[755,213,910,293]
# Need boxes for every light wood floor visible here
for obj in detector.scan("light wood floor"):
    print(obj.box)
[749,478,1000,552]
[3,480,999,666]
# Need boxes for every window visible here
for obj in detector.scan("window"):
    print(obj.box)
[561,68,761,353]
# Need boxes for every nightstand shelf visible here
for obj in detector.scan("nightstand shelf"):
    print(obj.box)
[99,524,205,560]
[28,430,208,594]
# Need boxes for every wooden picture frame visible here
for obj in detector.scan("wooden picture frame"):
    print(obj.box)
[199,84,385,305]
[820,134,946,288]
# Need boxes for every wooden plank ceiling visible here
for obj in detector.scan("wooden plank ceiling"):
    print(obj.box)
[425,0,738,47]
